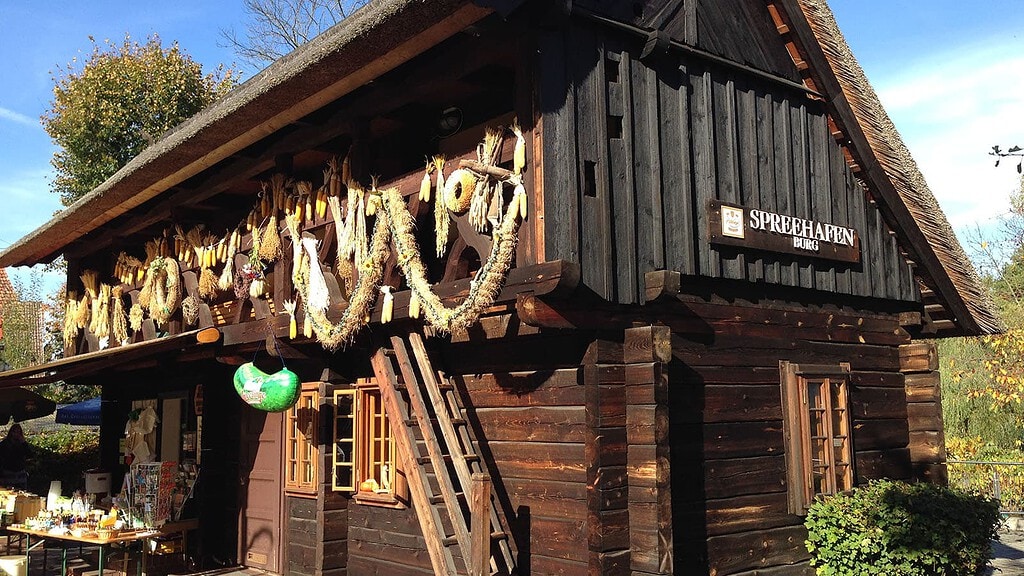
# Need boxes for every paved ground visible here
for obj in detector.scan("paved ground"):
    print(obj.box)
[988,529,1024,576]
[6,532,1022,575]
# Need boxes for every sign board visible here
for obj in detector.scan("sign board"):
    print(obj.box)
[708,201,861,264]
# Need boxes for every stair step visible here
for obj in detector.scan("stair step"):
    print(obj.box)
[442,531,507,548]
[417,453,479,465]
[429,491,464,505]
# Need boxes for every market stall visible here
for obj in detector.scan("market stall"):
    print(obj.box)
[4,462,198,576]
[9,518,198,576]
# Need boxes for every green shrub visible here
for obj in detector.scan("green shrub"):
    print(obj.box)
[805,480,1002,576]
[25,428,100,496]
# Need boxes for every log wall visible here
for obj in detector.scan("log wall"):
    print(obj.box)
[900,342,948,483]
[667,301,914,575]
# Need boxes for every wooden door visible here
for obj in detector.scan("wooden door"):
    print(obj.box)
[238,409,283,573]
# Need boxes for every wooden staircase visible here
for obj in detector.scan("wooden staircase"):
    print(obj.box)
[370,331,516,576]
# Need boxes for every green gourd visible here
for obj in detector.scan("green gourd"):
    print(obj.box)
[233,362,301,412]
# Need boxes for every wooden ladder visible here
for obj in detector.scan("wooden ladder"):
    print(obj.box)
[371,331,516,576]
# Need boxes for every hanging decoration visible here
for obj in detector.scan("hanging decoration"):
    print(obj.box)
[295,201,391,350]
[218,229,241,291]
[79,270,98,331]
[139,257,181,326]
[283,300,298,339]
[466,127,504,232]
[63,291,80,350]
[181,294,200,326]
[129,303,145,333]
[62,123,527,354]
[232,361,301,412]
[111,286,130,344]
[433,155,449,257]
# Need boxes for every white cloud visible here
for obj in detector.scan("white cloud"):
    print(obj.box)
[871,41,1024,244]
[0,167,62,246]
[0,106,37,127]
[0,167,65,296]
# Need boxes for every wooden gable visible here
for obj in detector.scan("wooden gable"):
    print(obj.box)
[538,5,918,307]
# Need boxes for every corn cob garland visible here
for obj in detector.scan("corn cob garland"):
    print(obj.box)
[419,160,433,203]
[218,229,242,291]
[84,124,526,351]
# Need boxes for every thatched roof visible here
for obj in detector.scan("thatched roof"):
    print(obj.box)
[790,0,1003,335]
[0,0,486,268]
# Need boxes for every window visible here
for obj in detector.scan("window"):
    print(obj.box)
[332,379,406,505]
[285,384,319,493]
[780,362,854,514]
[332,389,356,491]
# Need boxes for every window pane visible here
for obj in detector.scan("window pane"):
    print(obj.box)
[830,381,845,407]
[812,470,826,494]
[832,412,846,437]
[833,444,848,465]
[810,438,826,466]
[807,384,823,409]
[835,464,849,491]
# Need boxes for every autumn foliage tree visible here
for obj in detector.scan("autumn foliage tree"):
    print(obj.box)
[943,175,1024,448]
[42,35,237,206]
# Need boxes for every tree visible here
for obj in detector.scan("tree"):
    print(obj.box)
[0,271,45,370]
[42,35,237,206]
[941,173,1024,448]
[220,0,369,68]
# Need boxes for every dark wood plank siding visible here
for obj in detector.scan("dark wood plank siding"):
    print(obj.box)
[900,342,948,483]
[539,21,918,307]
[347,505,434,576]
[692,0,802,81]
[287,496,318,576]
[667,303,915,575]
[453,366,590,573]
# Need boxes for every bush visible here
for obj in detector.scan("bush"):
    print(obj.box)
[805,480,1002,576]
[25,428,100,496]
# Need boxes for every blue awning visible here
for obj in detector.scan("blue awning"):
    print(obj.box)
[55,397,101,425]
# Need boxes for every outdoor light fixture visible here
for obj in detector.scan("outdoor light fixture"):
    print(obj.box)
[438,106,463,138]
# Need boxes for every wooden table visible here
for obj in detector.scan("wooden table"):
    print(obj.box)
[7,520,198,576]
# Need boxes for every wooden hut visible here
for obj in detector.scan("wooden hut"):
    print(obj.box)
[0,1,1002,574]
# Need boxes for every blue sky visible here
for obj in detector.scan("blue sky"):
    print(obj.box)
[1,1,1023,293]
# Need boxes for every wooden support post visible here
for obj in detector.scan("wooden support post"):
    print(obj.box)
[585,336,630,576]
[900,341,948,484]
[470,473,491,576]
[624,326,673,575]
